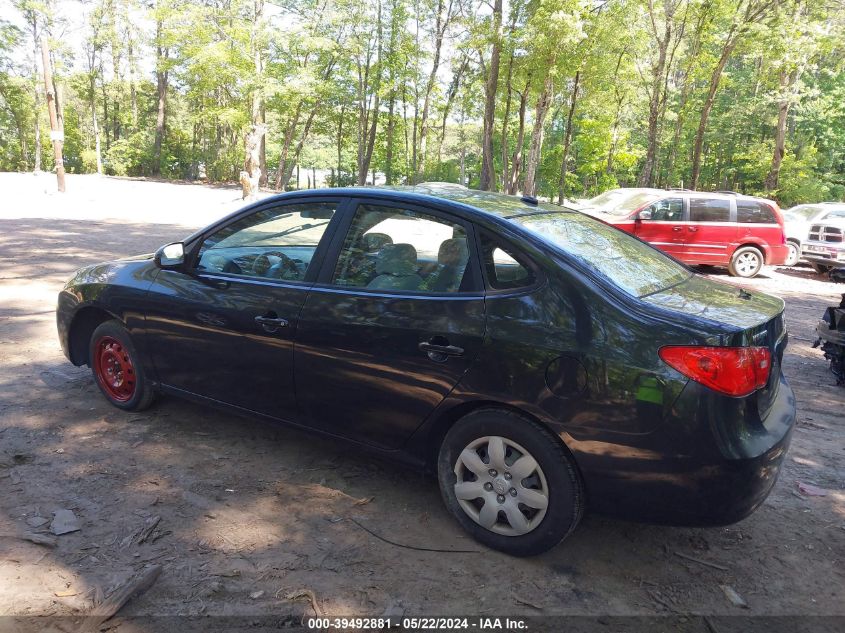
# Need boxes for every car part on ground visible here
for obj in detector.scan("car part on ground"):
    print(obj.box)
[813,294,845,385]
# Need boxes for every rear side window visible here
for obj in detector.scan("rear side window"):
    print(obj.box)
[737,200,777,224]
[689,198,731,222]
[480,233,536,290]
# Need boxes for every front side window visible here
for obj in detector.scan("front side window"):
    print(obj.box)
[643,198,683,221]
[515,212,691,298]
[737,200,776,224]
[689,198,731,223]
[196,202,336,281]
[332,204,471,293]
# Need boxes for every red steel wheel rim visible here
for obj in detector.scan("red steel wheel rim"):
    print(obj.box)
[93,336,136,402]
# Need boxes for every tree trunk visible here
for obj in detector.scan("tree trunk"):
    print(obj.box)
[385,96,396,184]
[479,0,502,191]
[417,0,451,176]
[31,15,42,172]
[557,70,580,204]
[639,20,671,187]
[90,74,102,174]
[153,19,168,177]
[508,76,530,194]
[522,72,553,198]
[690,35,738,190]
[240,124,265,199]
[275,102,303,189]
[41,37,65,192]
[764,70,791,191]
[500,50,514,192]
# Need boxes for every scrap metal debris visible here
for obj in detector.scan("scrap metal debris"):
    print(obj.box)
[813,293,845,385]
[50,509,81,535]
[719,584,748,609]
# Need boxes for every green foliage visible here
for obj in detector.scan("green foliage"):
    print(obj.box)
[1,0,844,206]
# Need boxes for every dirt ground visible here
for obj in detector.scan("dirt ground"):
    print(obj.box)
[0,173,843,627]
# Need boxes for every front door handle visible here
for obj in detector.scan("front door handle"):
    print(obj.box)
[419,340,464,362]
[255,314,289,333]
[687,226,698,232]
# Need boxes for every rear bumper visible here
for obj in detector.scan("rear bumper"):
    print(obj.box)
[767,244,790,266]
[579,373,796,526]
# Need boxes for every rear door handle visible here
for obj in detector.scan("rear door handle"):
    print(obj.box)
[419,341,464,361]
[255,314,289,333]
[672,226,683,232]
[687,226,698,232]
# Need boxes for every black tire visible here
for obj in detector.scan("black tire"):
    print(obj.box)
[811,263,832,275]
[437,408,584,556]
[88,320,156,411]
[784,241,800,267]
[728,246,764,278]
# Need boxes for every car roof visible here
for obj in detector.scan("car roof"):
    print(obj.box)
[293,183,568,220]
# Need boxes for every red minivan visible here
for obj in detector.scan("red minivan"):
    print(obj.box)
[581,190,789,278]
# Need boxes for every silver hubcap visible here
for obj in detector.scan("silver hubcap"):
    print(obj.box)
[736,251,761,275]
[453,436,549,536]
[787,243,798,264]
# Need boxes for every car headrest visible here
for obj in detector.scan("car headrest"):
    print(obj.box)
[438,238,469,268]
[375,243,418,276]
[364,232,393,253]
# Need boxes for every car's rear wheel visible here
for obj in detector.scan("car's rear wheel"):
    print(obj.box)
[437,408,584,556]
[811,263,832,275]
[729,246,764,278]
[89,320,155,411]
[784,241,800,267]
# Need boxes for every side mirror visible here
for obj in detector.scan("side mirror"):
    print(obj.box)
[638,209,652,221]
[155,242,185,269]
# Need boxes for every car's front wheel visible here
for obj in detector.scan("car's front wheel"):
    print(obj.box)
[729,246,764,278]
[784,241,800,267]
[89,320,156,411]
[437,408,584,556]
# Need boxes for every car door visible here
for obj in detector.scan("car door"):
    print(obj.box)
[143,198,345,417]
[293,199,486,450]
[683,197,734,264]
[633,197,685,257]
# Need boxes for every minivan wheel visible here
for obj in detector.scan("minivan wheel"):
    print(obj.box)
[784,242,800,267]
[437,408,584,556]
[89,320,156,411]
[729,246,764,278]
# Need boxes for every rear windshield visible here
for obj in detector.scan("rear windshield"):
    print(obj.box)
[785,205,823,221]
[586,190,662,216]
[515,212,691,298]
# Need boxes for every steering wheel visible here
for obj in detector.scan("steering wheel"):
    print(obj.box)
[252,251,299,279]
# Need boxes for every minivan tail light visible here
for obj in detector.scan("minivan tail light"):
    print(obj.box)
[659,346,771,397]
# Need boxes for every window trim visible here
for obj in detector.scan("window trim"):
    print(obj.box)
[475,227,544,296]
[187,196,351,287]
[312,197,485,297]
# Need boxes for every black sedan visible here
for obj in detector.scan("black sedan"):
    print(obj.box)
[57,184,796,556]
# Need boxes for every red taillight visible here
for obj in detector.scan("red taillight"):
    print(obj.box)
[659,346,771,397]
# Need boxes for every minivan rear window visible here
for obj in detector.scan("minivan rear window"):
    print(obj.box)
[737,200,777,224]
[515,213,691,298]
